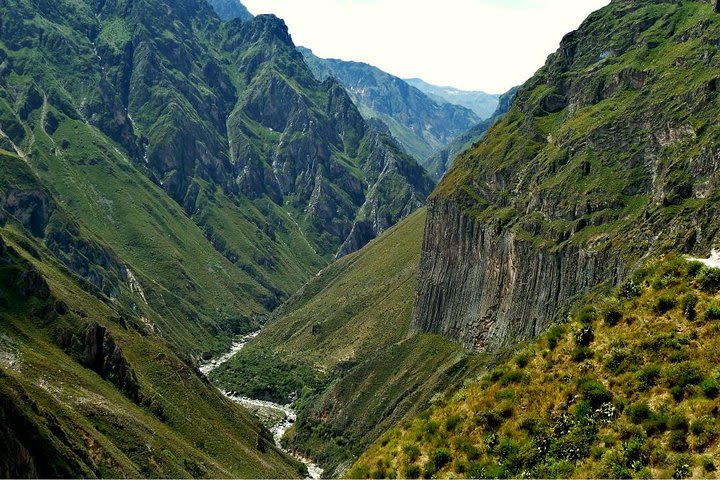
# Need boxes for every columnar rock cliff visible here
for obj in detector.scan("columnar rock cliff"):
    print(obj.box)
[413,0,720,351]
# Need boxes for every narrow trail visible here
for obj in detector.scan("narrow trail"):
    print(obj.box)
[201,333,323,479]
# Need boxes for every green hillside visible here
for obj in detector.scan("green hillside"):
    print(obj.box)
[0,151,301,477]
[437,0,720,259]
[355,257,720,479]
[211,210,486,475]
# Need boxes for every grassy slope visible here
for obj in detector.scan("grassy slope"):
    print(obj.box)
[354,257,720,479]
[436,0,720,259]
[0,225,302,478]
[212,209,487,474]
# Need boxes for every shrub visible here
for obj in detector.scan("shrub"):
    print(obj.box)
[681,294,698,321]
[445,414,462,432]
[637,364,662,390]
[704,304,720,320]
[701,456,717,473]
[429,448,452,471]
[620,279,642,299]
[475,409,503,431]
[698,267,720,292]
[402,464,421,479]
[515,350,533,368]
[577,306,596,324]
[690,416,718,452]
[575,326,594,347]
[687,261,704,277]
[654,296,677,314]
[499,370,524,386]
[571,346,593,362]
[669,430,688,452]
[668,414,689,432]
[455,437,481,461]
[626,402,652,423]
[672,456,692,479]
[547,324,566,350]
[666,362,704,400]
[467,460,507,480]
[604,304,623,326]
[422,420,439,438]
[402,444,420,462]
[701,377,720,398]
[579,379,612,408]
[605,347,639,374]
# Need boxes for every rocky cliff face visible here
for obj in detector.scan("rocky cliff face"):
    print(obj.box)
[413,0,720,351]
[414,198,624,351]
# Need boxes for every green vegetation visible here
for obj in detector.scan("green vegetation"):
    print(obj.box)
[0,220,302,477]
[213,210,487,475]
[353,257,720,478]
[434,0,720,260]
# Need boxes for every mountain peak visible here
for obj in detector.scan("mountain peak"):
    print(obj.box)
[207,0,252,21]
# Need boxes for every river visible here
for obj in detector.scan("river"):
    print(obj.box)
[200,332,324,479]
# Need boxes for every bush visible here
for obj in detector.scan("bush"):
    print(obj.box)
[697,267,720,292]
[402,444,420,462]
[701,377,720,399]
[571,346,594,362]
[455,437,481,461]
[429,448,452,471]
[626,402,652,423]
[575,326,594,347]
[445,414,462,432]
[475,409,503,431]
[579,379,612,408]
[577,306,596,324]
[637,364,662,390]
[666,362,704,400]
[604,304,623,326]
[654,296,677,314]
[669,430,688,452]
[701,456,717,473]
[547,324,566,350]
[687,261,704,277]
[515,350,533,368]
[668,414,689,432]
[681,294,698,321]
[402,464,421,479]
[690,416,718,451]
[620,279,642,299]
[704,304,720,320]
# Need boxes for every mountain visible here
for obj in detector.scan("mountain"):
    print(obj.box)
[0,151,302,477]
[208,0,253,21]
[405,78,500,119]
[299,47,480,165]
[209,210,486,476]
[413,0,720,353]
[355,257,720,478]
[0,0,433,473]
[424,86,519,180]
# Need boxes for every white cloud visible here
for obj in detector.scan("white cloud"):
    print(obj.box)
[240,0,610,93]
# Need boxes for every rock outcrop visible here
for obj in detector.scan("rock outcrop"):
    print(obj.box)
[412,198,624,351]
[58,322,140,403]
[412,0,720,352]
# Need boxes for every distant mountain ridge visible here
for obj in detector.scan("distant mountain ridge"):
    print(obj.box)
[405,77,500,119]
[424,86,518,180]
[299,47,480,167]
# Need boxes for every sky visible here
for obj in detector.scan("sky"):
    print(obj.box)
[241,0,611,93]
